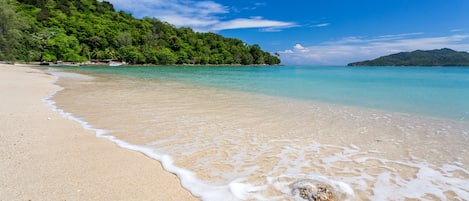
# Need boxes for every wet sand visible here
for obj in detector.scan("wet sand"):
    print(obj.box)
[0,64,199,200]
[50,69,469,200]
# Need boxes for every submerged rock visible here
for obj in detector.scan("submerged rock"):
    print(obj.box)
[292,181,335,201]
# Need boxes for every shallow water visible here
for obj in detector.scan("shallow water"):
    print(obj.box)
[47,66,469,200]
[54,65,469,120]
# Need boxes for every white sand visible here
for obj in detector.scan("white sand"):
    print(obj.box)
[0,64,199,200]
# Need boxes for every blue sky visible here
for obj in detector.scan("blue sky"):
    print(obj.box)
[106,0,469,65]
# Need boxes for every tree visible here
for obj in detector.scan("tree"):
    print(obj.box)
[8,0,281,65]
[168,35,182,51]
[141,44,158,64]
[44,28,85,62]
[32,30,54,61]
[156,48,177,64]
[250,44,265,64]
[118,45,138,63]
[0,0,21,61]
[18,33,41,62]
[36,7,50,21]
[117,32,132,47]
[241,52,254,65]
[80,43,91,61]
[17,0,48,7]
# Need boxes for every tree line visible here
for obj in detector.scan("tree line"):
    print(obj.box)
[0,0,281,65]
[348,48,469,66]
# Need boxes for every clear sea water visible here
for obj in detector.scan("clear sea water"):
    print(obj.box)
[56,65,469,121]
[46,65,469,200]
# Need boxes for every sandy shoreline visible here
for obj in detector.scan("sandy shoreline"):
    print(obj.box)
[0,64,199,200]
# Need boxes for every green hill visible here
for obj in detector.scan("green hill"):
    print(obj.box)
[347,48,469,66]
[0,0,280,65]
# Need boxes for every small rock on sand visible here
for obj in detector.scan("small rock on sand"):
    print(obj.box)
[292,181,335,201]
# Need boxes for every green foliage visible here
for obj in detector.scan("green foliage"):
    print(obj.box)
[348,48,469,66]
[45,28,85,62]
[3,0,281,65]
[0,0,38,62]
[156,48,177,64]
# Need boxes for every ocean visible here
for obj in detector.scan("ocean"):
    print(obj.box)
[46,65,469,200]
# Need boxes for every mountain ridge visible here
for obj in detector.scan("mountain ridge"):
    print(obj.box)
[347,48,469,66]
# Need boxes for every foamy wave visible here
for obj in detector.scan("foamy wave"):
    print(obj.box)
[45,68,95,80]
[42,68,469,201]
[42,70,253,201]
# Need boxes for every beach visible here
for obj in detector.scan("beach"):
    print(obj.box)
[44,65,469,200]
[0,64,199,200]
[2,64,468,200]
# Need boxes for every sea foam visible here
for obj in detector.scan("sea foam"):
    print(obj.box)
[43,67,469,201]
[44,70,260,201]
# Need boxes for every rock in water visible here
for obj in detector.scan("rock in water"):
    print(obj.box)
[291,181,335,201]
[315,184,335,201]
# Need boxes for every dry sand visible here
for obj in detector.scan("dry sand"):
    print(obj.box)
[0,64,199,200]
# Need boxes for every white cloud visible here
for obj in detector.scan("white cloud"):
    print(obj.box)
[294,44,305,50]
[377,32,423,39]
[280,33,469,65]
[241,2,267,10]
[293,44,309,53]
[212,17,295,31]
[104,0,295,32]
[451,29,463,32]
[314,23,330,28]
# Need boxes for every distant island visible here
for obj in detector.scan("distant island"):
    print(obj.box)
[0,0,280,65]
[347,48,469,66]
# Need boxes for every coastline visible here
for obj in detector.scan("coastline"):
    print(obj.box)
[27,61,283,67]
[0,64,199,200]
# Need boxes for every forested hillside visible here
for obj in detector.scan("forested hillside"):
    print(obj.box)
[348,48,469,66]
[0,0,281,65]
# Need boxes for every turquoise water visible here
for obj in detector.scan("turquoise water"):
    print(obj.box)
[49,65,469,200]
[58,65,469,121]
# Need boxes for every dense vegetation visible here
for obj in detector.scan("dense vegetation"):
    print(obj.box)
[0,0,281,65]
[348,48,469,66]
